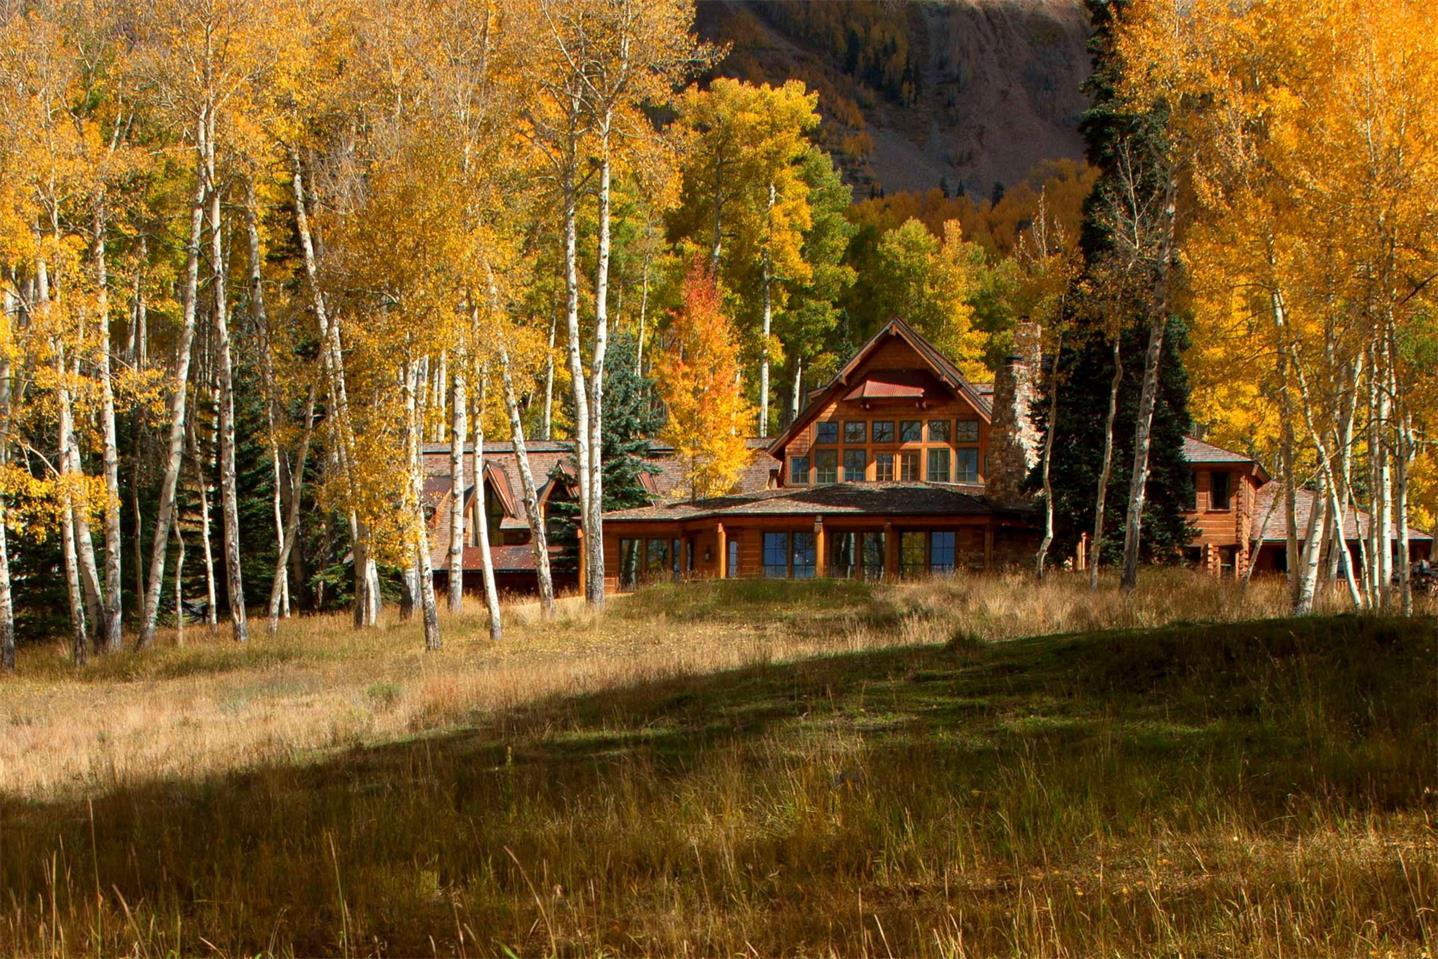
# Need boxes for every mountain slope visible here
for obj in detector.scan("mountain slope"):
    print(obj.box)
[697,0,1093,197]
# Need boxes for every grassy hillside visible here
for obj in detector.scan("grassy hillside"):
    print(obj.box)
[2,575,1435,956]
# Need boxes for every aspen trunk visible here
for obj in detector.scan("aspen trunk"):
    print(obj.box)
[173,518,185,646]
[93,204,123,652]
[498,340,556,620]
[472,371,502,642]
[1089,334,1122,591]
[268,384,316,633]
[289,148,377,627]
[1035,334,1062,579]
[541,312,555,441]
[635,242,651,375]
[0,299,13,670]
[139,125,208,649]
[790,356,803,425]
[1119,315,1166,591]
[758,182,776,438]
[190,389,218,627]
[56,342,88,662]
[1293,476,1328,614]
[448,355,467,612]
[560,169,593,603]
[586,145,612,609]
[247,180,290,619]
[207,134,248,643]
[407,358,441,650]
[1372,354,1393,608]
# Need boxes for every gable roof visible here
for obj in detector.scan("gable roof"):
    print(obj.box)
[1182,437,1271,482]
[604,481,1031,524]
[767,317,994,457]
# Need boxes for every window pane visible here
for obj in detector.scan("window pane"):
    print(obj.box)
[844,421,866,443]
[792,532,816,579]
[927,447,951,482]
[1211,471,1231,510]
[790,456,809,485]
[645,538,669,577]
[619,539,639,589]
[900,420,922,442]
[928,419,951,443]
[871,420,895,443]
[862,532,886,581]
[930,531,956,572]
[843,449,866,482]
[832,532,857,578]
[815,450,838,484]
[900,531,927,578]
[874,453,894,482]
[900,452,920,482]
[763,532,788,578]
[955,420,979,443]
[816,422,838,444]
[727,538,740,578]
[956,448,979,483]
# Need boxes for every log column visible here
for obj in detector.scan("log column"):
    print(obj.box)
[716,523,727,579]
[814,517,826,577]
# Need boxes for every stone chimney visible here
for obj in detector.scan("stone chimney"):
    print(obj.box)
[985,321,1041,507]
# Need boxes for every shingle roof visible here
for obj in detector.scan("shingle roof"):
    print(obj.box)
[603,482,1027,524]
[1253,484,1432,544]
[1183,436,1257,465]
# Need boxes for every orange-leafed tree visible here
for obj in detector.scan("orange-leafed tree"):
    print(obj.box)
[656,262,752,501]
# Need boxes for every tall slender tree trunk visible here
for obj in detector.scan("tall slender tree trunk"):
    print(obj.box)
[1090,334,1122,591]
[1293,477,1328,613]
[758,181,776,438]
[560,168,593,603]
[1119,315,1167,592]
[206,131,247,642]
[173,518,186,646]
[189,387,218,627]
[139,122,209,649]
[541,312,555,441]
[498,340,556,620]
[247,179,290,619]
[473,371,502,642]
[92,204,123,652]
[407,358,441,650]
[268,383,316,633]
[0,297,13,670]
[1035,334,1062,578]
[635,241,652,375]
[448,352,468,613]
[56,341,88,663]
[586,141,613,609]
[790,356,803,424]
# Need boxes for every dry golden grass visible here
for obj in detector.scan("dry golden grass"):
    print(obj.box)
[1,570,1434,957]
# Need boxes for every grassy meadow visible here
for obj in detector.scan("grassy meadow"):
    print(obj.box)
[1,571,1435,957]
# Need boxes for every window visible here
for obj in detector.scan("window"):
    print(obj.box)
[1210,471,1231,510]
[862,532,886,580]
[900,420,922,443]
[790,456,809,485]
[479,482,505,546]
[844,449,867,482]
[901,531,928,578]
[645,538,670,578]
[619,538,640,589]
[831,532,857,579]
[792,532,816,579]
[927,447,951,482]
[874,452,895,482]
[871,420,895,443]
[929,531,956,573]
[900,452,920,482]
[727,538,740,578]
[928,419,951,443]
[955,420,979,443]
[763,532,788,578]
[844,420,867,443]
[815,450,838,484]
[815,422,838,444]
[955,448,979,483]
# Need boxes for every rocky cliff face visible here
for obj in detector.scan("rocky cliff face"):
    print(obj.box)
[698,0,1093,198]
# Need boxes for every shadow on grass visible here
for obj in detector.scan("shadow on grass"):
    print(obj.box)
[2,614,1434,956]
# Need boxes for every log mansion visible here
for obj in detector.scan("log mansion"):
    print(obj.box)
[423,318,1430,593]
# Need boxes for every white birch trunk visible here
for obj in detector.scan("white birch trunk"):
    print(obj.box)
[472,371,502,642]
[207,132,248,643]
[173,516,185,646]
[758,182,775,438]
[448,352,468,612]
[1089,334,1122,591]
[268,383,316,633]
[139,122,208,648]
[541,312,555,442]
[560,170,593,601]
[56,341,88,663]
[1293,476,1328,614]
[247,179,290,619]
[790,356,803,425]
[190,390,218,628]
[1035,334,1062,579]
[586,144,612,608]
[0,295,13,670]
[498,341,556,620]
[407,358,441,650]
[93,204,123,652]
[1119,315,1166,591]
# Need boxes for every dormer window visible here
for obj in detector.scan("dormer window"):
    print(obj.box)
[790,455,809,486]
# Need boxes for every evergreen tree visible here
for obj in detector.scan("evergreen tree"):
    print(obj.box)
[1034,0,1194,572]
